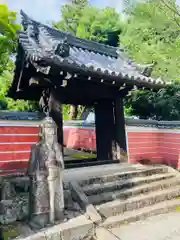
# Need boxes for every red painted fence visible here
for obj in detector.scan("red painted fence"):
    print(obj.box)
[0,118,180,175]
[63,123,180,169]
[0,121,40,175]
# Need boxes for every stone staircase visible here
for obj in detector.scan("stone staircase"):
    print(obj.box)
[78,165,180,230]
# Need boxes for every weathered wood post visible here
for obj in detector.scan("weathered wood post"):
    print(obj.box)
[114,97,127,161]
[95,97,127,162]
[95,99,116,161]
[48,89,64,154]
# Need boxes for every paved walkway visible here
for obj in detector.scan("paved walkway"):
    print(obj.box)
[111,212,180,240]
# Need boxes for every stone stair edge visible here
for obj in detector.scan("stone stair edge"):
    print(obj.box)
[69,181,102,224]
[83,172,175,194]
[16,214,94,240]
[79,166,168,186]
[97,185,180,218]
[128,180,180,199]
[96,177,180,209]
[100,199,180,229]
[90,176,180,205]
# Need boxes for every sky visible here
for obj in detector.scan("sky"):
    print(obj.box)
[1,0,124,23]
[2,0,180,24]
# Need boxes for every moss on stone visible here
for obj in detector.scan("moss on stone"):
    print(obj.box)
[70,152,96,159]
[2,224,21,240]
[175,205,180,212]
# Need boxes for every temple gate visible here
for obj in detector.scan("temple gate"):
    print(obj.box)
[8,11,165,165]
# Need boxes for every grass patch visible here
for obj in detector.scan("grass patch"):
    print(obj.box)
[176,205,180,212]
[120,220,128,226]
[70,152,96,159]
[2,224,21,240]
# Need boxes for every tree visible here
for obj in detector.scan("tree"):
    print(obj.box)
[0,4,38,112]
[125,82,180,121]
[53,0,88,35]
[0,3,20,74]
[75,7,121,41]
[0,71,39,111]
[53,1,121,119]
[120,0,180,80]
[120,0,180,120]
[123,0,136,11]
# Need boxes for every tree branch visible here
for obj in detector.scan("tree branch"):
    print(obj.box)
[158,0,180,29]
[161,0,180,17]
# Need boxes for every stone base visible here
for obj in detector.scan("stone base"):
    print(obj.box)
[16,214,94,240]
[29,213,49,229]
[0,176,85,226]
[1,180,16,200]
[0,197,28,224]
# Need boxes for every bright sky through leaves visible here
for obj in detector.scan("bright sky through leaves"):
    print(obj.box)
[1,0,124,23]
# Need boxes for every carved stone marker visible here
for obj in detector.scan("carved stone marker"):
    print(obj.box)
[27,116,64,228]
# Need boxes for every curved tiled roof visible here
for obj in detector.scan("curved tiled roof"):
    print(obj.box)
[15,10,166,89]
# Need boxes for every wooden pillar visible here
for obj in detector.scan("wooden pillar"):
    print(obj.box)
[95,99,115,161]
[48,88,64,153]
[114,97,127,161]
[95,97,127,162]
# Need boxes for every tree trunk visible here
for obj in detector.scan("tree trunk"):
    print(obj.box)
[69,104,78,120]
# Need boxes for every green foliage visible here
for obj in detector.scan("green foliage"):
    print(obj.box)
[62,104,69,120]
[76,7,121,41]
[0,71,38,111]
[120,0,180,80]
[122,0,180,120]
[2,224,20,240]
[0,3,20,74]
[54,1,121,41]
[125,83,180,120]
[53,0,88,35]
[0,4,38,112]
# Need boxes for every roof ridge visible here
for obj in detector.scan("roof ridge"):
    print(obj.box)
[20,10,118,58]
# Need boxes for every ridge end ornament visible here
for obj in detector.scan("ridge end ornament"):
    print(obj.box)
[55,37,70,58]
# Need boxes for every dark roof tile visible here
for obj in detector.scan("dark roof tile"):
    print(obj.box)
[15,11,166,88]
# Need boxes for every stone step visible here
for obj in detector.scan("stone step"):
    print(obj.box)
[96,182,180,218]
[17,214,94,240]
[83,172,175,196]
[89,176,180,205]
[65,160,119,169]
[79,166,168,187]
[100,199,180,229]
